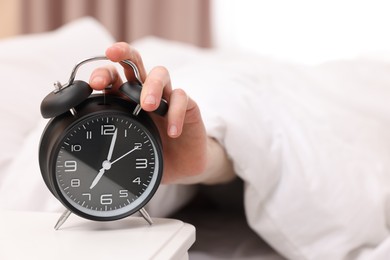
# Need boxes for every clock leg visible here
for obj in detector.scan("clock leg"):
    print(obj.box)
[139,207,153,225]
[54,209,72,230]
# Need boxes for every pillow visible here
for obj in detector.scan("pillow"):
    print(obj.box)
[0,17,115,176]
[0,17,116,209]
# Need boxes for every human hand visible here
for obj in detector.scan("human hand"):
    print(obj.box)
[89,42,215,184]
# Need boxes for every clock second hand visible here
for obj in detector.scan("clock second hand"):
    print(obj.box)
[89,145,140,189]
[110,145,140,165]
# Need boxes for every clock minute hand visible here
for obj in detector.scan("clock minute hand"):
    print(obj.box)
[107,129,118,161]
[90,129,117,190]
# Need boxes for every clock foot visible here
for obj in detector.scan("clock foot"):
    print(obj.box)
[54,209,72,230]
[139,207,153,225]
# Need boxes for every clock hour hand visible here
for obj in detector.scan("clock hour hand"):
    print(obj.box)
[90,129,117,189]
[90,167,107,189]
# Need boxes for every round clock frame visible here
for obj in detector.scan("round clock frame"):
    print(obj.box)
[38,57,167,229]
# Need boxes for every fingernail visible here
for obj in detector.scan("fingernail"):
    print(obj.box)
[169,125,178,137]
[144,95,156,105]
[91,76,104,86]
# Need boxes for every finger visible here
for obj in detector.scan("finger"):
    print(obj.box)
[89,65,124,92]
[167,88,189,138]
[141,66,172,112]
[105,42,148,82]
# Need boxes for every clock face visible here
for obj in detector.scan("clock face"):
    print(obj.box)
[53,113,162,220]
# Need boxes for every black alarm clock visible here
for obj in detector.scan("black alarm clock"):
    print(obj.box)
[39,57,168,229]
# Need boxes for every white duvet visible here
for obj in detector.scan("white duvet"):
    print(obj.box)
[1,18,390,260]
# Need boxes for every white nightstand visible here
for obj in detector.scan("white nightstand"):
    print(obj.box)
[0,210,195,260]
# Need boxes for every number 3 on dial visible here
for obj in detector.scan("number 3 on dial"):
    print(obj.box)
[136,158,148,169]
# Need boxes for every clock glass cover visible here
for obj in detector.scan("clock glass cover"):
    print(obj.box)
[54,113,161,220]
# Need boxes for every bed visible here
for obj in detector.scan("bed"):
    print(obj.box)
[1,18,390,260]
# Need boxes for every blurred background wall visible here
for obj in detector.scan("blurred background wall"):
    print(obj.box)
[0,0,211,47]
[212,0,390,64]
[1,0,390,64]
[0,0,22,38]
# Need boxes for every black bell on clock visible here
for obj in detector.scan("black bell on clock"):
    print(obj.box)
[39,56,168,229]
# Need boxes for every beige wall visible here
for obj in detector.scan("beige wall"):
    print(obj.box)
[18,0,211,47]
[0,0,21,38]
[0,0,211,47]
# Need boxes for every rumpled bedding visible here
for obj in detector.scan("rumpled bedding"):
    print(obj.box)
[1,17,390,260]
[134,39,390,259]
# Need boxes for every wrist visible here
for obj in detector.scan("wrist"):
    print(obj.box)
[178,137,236,185]
[203,137,236,185]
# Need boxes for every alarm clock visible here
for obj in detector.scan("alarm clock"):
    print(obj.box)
[39,56,168,229]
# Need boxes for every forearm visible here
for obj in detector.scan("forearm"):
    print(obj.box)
[178,137,236,185]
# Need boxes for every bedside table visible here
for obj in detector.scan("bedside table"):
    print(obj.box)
[0,210,195,260]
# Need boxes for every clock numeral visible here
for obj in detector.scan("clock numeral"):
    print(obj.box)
[101,124,116,135]
[119,190,129,198]
[135,158,148,169]
[100,194,113,205]
[70,179,80,187]
[133,177,141,185]
[134,143,142,150]
[64,160,77,172]
[71,144,81,152]
[82,193,91,201]
[86,131,92,139]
